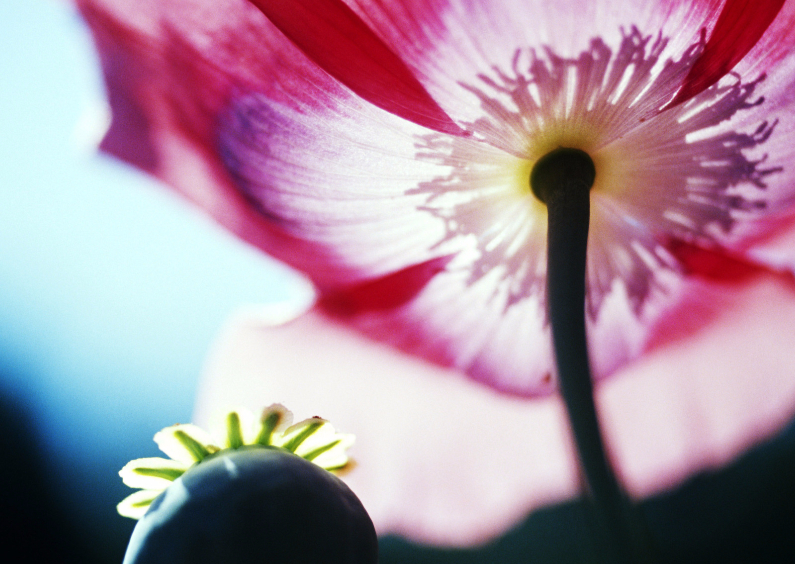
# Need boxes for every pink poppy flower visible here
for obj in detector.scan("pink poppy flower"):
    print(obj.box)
[76,0,795,545]
[77,0,795,395]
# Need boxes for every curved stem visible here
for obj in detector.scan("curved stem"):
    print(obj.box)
[539,150,656,563]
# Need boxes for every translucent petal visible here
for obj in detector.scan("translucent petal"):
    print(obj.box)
[344,0,724,128]
[216,89,452,283]
[196,285,795,545]
[669,0,787,106]
[79,0,795,396]
[77,0,440,289]
[248,0,461,134]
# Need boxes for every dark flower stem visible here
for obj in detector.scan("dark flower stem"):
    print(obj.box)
[534,148,656,563]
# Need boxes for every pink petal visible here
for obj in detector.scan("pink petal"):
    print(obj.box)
[79,0,795,399]
[727,0,795,78]
[342,0,725,128]
[74,1,339,286]
[77,0,449,288]
[678,0,795,269]
[215,81,455,286]
[622,273,795,496]
[747,215,795,273]
[195,306,577,547]
[319,257,454,314]
[247,0,462,135]
[667,0,787,107]
[194,270,795,546]
[317,258,559,396]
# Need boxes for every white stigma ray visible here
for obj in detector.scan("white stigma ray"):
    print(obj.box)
[413,26,781,324]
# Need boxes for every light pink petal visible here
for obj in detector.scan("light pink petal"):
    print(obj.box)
[726,0,795,79]
[622,272,795,496]
[195,306,578,547]
[247,0,462,135]
[678,0,795,270]
[747,216,795,273]
[194,270,795,546]
[319,255,559,397]
[215,82,455,285]
[317,238,677,397]
[342,0,724,128]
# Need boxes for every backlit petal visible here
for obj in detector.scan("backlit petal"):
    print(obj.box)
[195,274,795,545]
[343,0,724,128]
[668,0,787,106]
[77,0,433,288]
[78,0,795,395]
[673,1,795,269]
[216,86,454,284]
[247,0,462,135]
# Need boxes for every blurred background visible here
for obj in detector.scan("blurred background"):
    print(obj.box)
[2,1,794,563]
[1,1,307,561]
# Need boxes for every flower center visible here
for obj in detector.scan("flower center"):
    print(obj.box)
[414,25,779,321]
[405,26,781,390]
[215,24,783,395]
[530,148,596,204]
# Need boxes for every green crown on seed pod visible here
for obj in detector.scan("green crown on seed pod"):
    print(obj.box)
[118,405,355,519]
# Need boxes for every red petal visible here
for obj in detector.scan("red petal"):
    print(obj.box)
[79,5,160,173]
[665,239,767,283]
[319,257,453,316]
[667,0,786,107]
[248,0,463,135]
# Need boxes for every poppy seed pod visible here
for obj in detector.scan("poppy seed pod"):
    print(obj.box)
[123,447,378,564]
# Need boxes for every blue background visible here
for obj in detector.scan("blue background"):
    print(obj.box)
[1,1,306,558]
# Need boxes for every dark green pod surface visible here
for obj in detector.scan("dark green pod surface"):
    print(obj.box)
[123,447,377,564]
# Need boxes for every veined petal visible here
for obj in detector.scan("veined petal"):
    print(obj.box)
[668,0,788,107]
[318,241,678,396]
[216,85,455,284]
[248,0,462,135]
[726,0,795,80]
[665,1,795,270]
[77,0,440,289]
[79,0,795,396]
[343,0,725,129]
